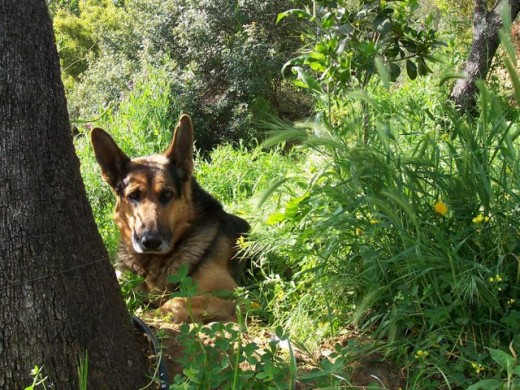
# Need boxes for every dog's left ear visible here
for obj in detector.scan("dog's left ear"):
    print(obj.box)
[165,114,194,180]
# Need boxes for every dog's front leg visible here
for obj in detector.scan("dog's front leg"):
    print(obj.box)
[159,295,236,323]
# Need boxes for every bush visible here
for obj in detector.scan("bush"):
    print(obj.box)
[55,0,309,150]
[250,9,520,387]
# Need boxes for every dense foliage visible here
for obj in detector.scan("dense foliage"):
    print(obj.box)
[54,0,308,150]
[58,0,520,388]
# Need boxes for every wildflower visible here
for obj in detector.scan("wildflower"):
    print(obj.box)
[489,274,503,283]
[236,235,246,249]
[414,349,429,359]
[508,298,515,306]
[250,301,261,310]
[355,227,363,236]
[471,362,484,375]
[434,200,448,216]
[369,219,379,225]
[472,214,490,224]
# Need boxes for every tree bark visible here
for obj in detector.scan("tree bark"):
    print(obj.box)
[0,1,147,388]
[450,0,520,113]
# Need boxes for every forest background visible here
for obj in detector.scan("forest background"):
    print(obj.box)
[45,0,520,388]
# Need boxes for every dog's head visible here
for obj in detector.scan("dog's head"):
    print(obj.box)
[91,115,195,255]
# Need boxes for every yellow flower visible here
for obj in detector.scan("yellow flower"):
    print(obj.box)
[414,349,429,359]
[489,274,503,285]
[355,227,364,236]
[434,201,448,216]
[495,274,503,282]
[471,362,484,374]
[472,214,490,224]
[250,301,261,310]
[236,235,246,249]
[369,219,379,225]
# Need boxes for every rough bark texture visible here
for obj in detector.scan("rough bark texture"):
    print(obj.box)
[0,1,146,388]
[450,0,520,112]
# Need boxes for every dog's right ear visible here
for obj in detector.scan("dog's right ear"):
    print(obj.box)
[90,128,130,190]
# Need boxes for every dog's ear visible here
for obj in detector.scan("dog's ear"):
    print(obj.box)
[90,128,130,190]
[165,114,194,180]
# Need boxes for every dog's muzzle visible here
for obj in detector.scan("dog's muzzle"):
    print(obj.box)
[132,230,172,254]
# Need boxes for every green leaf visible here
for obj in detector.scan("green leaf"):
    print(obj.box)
[292,66,323,95]
[466,379,502,390]
[504,56,520,104]
[336,37,349,55]
[389,63,400,81]
[417,57,431,76]
[385,44,399,58]
[406,60,417,80]
[374,56,390,89]
[438,71,464,86]
[276,9,312,24]
[168,264,189,283]
[338,23,353,35]
[266,212,285,225]
[284,193,309,219]
[275,325,286,339]
[489,348,515,372]
[373,15,392,35]
[255,371,270,380]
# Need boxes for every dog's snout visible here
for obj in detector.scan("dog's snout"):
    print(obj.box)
[131,229,172,254]
[141,231,164,251]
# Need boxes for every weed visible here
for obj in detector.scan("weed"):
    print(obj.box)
[24,356,89,390]
[468,345,520,390]
[77,352,88,390]
[24,366,48,390]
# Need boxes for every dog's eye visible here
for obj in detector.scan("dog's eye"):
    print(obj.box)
[160,190,174,204]
[127,190,141,202]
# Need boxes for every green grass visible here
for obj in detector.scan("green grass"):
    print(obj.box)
[73,38,520,390]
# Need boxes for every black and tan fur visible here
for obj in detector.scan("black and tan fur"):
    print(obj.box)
[90,115,249,322]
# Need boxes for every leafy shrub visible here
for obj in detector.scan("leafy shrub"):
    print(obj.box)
[255,80,520,389]
[251,13,520,388]
[164,0,307,148]
[55,0,309,150]
[279,0,444,144]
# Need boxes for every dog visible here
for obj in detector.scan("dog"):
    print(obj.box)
[90,114,250,322]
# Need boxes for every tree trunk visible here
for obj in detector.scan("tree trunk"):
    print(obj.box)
[450,0,520,113]
[0,1,147,388]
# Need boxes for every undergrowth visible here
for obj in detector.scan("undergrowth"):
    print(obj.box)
[75,60,520,390]
[72,5,520,389]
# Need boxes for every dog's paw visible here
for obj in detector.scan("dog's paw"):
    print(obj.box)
[159,298,189,323]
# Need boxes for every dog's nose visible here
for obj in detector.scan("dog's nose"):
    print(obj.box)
[141,231,163,251]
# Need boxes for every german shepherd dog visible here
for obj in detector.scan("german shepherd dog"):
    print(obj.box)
[90,115,249,322]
